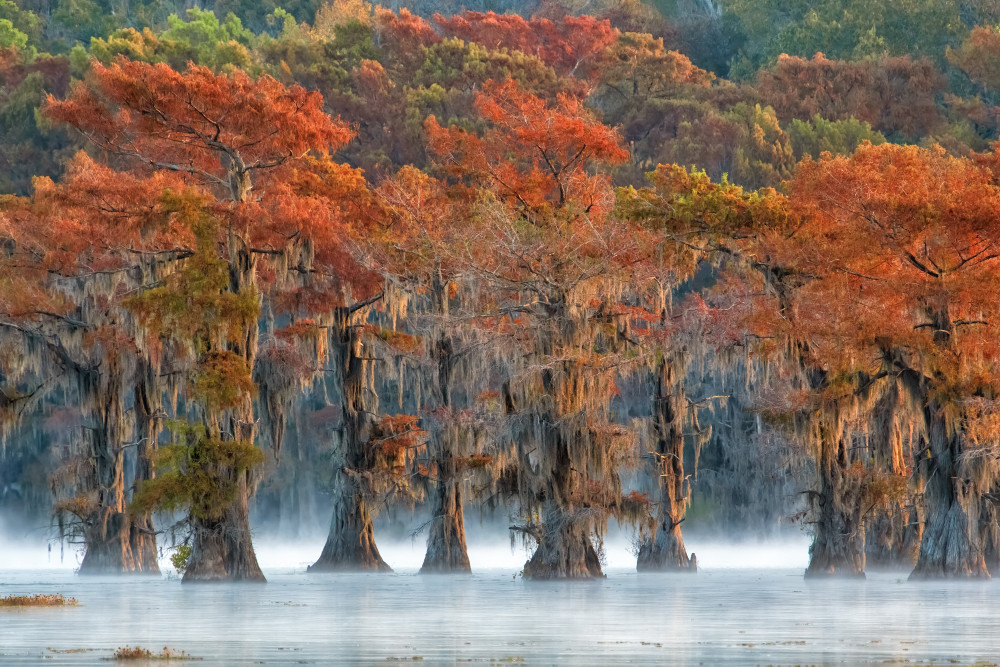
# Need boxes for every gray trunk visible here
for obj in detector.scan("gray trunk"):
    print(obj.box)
[182,241,265,582]
[184,471,265,582]
[309,473,390,572]
[637,358,692,572]
[420,459,471,573]
[910,405,989,580]
[523,500,603,580]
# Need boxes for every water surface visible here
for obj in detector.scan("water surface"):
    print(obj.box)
[1,539,997,665]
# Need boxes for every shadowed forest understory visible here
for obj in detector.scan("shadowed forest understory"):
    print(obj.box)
[3,0,1000,584]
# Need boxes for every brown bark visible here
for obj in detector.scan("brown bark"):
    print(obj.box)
[78,356,157,574]
[865,503,921,570]
[637,357,693,572]
[982,492,1000,577]
[909,312,990,580]
[130,361,160,573]
[804,427,866,578]
[184,472,264,582]
[420,287,472,573]
[310,307,391,572]
[309,473,390,572]
[421,457,471,573]
[521,403,606,580]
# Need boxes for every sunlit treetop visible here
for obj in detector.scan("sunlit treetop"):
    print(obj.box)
[426,78,629,224]
[45,57,353,205]
[779,142,1000,393]
[43,57,379,310]
[433,11,618,80]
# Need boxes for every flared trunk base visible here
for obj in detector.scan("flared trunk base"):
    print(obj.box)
[910,502,990,580]
[420,481,471,574]
[310,492,391,573]
[636,521,694,573]
[79,510,160,575]
[522,522,604,580]
[183,495,265,583]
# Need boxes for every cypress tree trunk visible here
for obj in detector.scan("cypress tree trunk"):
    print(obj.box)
[909,405,990,580]
[521,413,604,580]
[130,362,160,573]
[637,357,693,572]
[982,493,1000,577]
[909,313,990,580]
[421,285,472,573]
[78,358,156,575]
[865,503,920,570]
[421,455,471,573]
[523,498,603,579]
[310,307,391,572]
[804,427,866,578]
[183,241,265,583]
[184,473,264,582]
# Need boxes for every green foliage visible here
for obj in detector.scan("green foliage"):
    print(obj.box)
[49,0,122,50]
[214,0,322,36]
[132,423,264,521]
[415,38,561,96]
[91,8,255,70]
[786,114,886,160]
[170,544,191,574]
[326,18,378,65]
[0,0,42,51]
[0,19,28,51]
[722,103,796,189]
[192,350,256,411]
[125,192,259,354]
[0,53,77,194]
[723,0,976,78]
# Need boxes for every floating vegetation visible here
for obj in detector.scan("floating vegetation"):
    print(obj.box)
[0,594,78,607]
[111,646,200,661]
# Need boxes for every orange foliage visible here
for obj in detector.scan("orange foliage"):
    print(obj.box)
[43,57,377,309]
[782,142,1000,395]
[426,78,628,221]
[433,11,618,80]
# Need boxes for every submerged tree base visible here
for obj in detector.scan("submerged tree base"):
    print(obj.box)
[803,564,866,579]
[420,481,471,574]
[182,504,266,583]
[636,523,694,573]
[78,511,160,576]
[309,494,392,573]
[804,542,866,579]
[522,522,604,580]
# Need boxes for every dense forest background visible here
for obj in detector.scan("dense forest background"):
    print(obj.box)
[2,0,1000,580]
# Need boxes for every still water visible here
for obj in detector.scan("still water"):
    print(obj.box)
[1,537,998,665]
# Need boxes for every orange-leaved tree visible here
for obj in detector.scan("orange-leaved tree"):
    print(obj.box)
[426,79,639,579]
[44,56,367,582]
[784,142,1000,579]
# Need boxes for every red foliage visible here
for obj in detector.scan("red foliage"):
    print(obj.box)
[781,142,1000,389]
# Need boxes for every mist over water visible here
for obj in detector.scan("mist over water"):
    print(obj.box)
[6,510,994,666]
[252,525,814,574]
